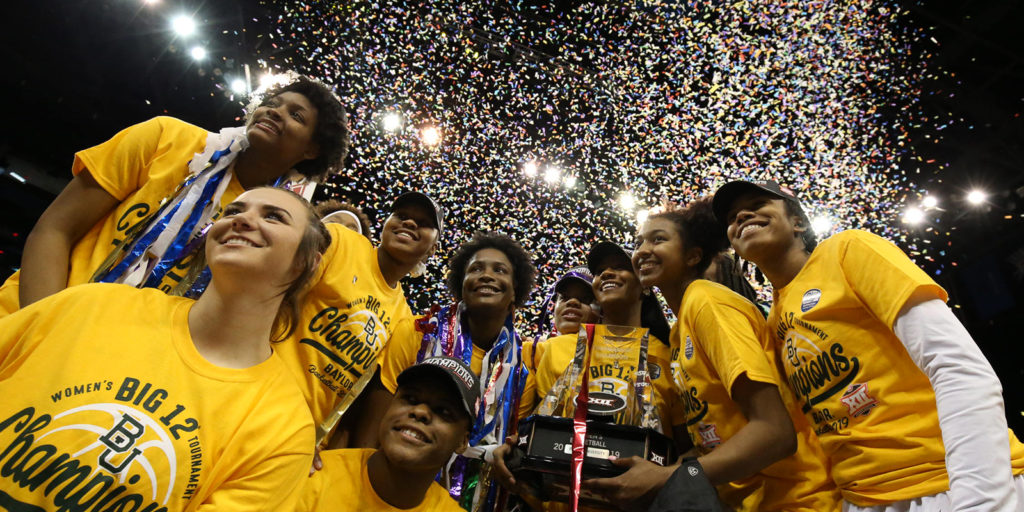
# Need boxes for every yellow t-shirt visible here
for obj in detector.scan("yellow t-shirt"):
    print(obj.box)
[0,116,245,316]
[275,223,418,427]
[0,283,313,511]
[380,314,537,420]
[298,448,463,512]
[531,330,685,432]
[672,280,839,511]
[769,229,1024,505]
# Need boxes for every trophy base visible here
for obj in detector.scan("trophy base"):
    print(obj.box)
[508,415,676,509]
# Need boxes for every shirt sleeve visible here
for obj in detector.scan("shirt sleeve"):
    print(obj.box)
[379,316,423,393]
[837,230,948,328]
[72,116,180,201]
[893,298,1019,511]
[691,290,778,396]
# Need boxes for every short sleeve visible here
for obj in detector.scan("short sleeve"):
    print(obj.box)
[379,316,423,393]
[691,289,778,396]
[837,230,948,328]
[72,117,184,201]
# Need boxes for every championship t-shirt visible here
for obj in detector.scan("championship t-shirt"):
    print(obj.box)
[0,117,245,316]
[297,448,463,512]
[672,280,839,511]
[532,330,685,432]
[275,223,418,428]
[0,284,314,511]
[768,229,1024,505]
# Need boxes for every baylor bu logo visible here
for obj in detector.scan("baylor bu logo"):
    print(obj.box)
[25,403,179,504]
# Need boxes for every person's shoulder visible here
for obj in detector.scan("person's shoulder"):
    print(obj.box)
[426,480,465,511]
[685,280,763,318]
[818,228,890,251]
[323,222,374,259]
[148,116,208,133]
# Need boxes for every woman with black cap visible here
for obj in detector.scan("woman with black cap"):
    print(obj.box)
[586,197,840,511]
[278,191,443,451]
[713,179,1024,511]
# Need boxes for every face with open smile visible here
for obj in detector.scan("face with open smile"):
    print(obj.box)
[378,382,470,472]
[553,280,598,335]
[591,253,642,312]
[206,188,308,287]
[633,217,689,290]
[379,203,438,265]
[724,191,803,263]
[461,248,515,315]
[246,91,320,167]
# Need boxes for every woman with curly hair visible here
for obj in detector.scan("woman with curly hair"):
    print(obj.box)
[0,74,350,316]
[373,231,537,512]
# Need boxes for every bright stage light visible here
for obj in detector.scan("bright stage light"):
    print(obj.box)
[229,79,247,94]
[619,192,637,211]
[811,216,832,234]
[171,15,196,37]
[523,161,538,177]
[190,46,207,60]
[636,208,650,226]
[381,112,403,132]
[902,207,924,225]
[420,126,441,146]
[921,195,938,209]
[544,166,560,184]
[563,175,577,190]
[967,189,987,205]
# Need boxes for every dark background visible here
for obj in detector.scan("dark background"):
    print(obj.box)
[1,1,1021,433]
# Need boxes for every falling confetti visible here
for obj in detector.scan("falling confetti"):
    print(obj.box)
[259,0,949,332]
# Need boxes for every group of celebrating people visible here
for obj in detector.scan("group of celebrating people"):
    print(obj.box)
[0,74,1021,512]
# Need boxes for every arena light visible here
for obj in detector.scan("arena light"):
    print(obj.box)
[636,208,650,226]
[967,189,987,205]
[420,126,441,147]
[921,195,938,209]
[523,161,538,177]
[543,165,561,184]
[811,216,832,234]
[563,175,577,190]
[189,46,207,61]
[619,191,637,211]
[902,207,924,225]
[229,78,247,94]
[381,112,403,132]
[171,15,196,37]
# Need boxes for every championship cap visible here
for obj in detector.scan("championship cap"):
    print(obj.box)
[391,192,445,236]
[553,266,594,295]
[397,356,479,422]
[711,179,801,224]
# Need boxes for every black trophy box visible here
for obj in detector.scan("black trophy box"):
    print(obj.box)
[507,415,676,508]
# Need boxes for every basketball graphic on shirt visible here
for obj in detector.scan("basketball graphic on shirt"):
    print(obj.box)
[38,403,178,504]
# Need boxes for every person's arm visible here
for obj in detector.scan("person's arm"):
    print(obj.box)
[695,375,795,484]
[328,369,391,449]
[197,444,314,511]
[19,171,119,307]
[894,296,1018,511]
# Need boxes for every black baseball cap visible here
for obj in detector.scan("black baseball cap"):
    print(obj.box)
[397,356,479,422]
[711,179,801,223]
[586,241,632,275]
[391,192,445,236]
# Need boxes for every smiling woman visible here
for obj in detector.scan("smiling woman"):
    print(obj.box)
[0,187,330,510]
[375,231,537,512]
[0,75,349,318]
